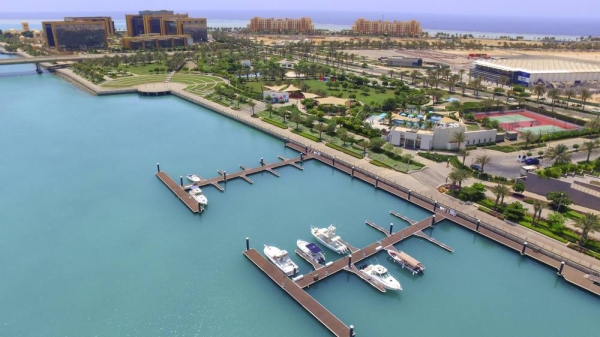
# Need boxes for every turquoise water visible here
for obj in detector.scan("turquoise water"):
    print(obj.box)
[1,57,599,337]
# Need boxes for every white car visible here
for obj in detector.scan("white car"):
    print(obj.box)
[591,108,600,113]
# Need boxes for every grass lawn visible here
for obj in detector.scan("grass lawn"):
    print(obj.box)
[466,123,480,131]
[105,62,168,76]
[101,74,168,87]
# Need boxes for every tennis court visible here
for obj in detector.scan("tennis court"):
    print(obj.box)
[474,109,580,134]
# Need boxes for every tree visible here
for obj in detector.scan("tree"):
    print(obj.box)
[547,212,566,231]
[574,213,600,245]
[404,153,414,171]
[564,89,575,107]
[585,118,600,137]
[582,139,600,162]
[475,154,492,171]
[512,181,525,194]
[249,101,256,116]
[492,87,505,100]
[533,84,546,102]
[265,102,273,117]
[546,191,572,212]
[458,148,470,165]
[519,130,538,149]
[448,168,470,192]
[459,182,487,202]
[579,88,591,111]
[491,184,510,209]
[369,137,386,150]
[547,88,561,112]
[337,127,348,144]
[314,122,326,141]
[290,111,302,130]
[356,139,369,155]
[504,202,528,221]
[532,199,546,225]
[451,130,466,149]
[545,144,571,164]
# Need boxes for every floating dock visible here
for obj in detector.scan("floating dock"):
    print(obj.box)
[155,171,203,213]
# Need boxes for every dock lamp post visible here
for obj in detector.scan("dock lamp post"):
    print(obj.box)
[347,254,352,268]
[351,166,355,177]
[157,163,160,173]
[349,325,355,337]
[332,156,336,166]
[246,237,250,251]
[431,215,436,227]
[434,200,438,212]
[408,189,412,200]
[521,241,528,255]
[223,171,227,182]
[375,176,379,188]
[476,219,481,231]
[389,223,394,235]
[180,176,183,187]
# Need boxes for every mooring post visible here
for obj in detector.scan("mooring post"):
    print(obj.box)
[300,153,304,162]
[434,201,438,211]
[157,163,160,173]
[349,325,354,337]
[180,176,183,187]
[246,237,250,251]
[351,166,355,177]
[521,241,528,255]
[389,222,394,235]
[431,215,436,226]
[375,176,379,188]
[198,202,202,214]
[408,189,412,200]
[476,219,481,231]
[558,261,565,275]
[347,254,352,268]
[332,156,335,166]
[260,157,264,166]
[224,171,227,182]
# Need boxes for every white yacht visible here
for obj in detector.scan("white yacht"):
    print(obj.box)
[264,245,298,276]
[388,250,425,275]
[188,186,208,205]
[186,174,201,183]
[359,264,402,291]
[297,240,326,264]
[310,225,348,254]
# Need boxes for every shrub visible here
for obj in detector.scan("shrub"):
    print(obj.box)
[291,129,320,142]
[370,160,393,169]
[325,143,364,159]
[261,117,288,129]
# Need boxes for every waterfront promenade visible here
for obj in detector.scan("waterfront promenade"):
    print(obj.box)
[47,67,600,276]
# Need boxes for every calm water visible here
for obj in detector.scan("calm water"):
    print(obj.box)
[1,57,599,337]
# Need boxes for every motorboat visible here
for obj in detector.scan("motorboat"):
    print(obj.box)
[388,250,425,275]
[186,174,201,183]
[297,240,326,264]
[264,245,298,276]
[359,264,402,290]
[188,186,208,205]
[310,225,348,254]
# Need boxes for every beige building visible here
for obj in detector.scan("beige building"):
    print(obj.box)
[352,19,422,37]
[22,21,30,31]
[388,122,496,150]
[247,17,314,34]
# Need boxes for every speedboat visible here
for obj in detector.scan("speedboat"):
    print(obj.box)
[188,186,208,205]
[310,225,348,254]
[264,245,298,276]
[186,174,201,183]
[359,264,402,290]
[388,250,425,275]
[297,240,326,264]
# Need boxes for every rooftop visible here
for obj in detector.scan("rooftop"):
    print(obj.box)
[474,58,600,74]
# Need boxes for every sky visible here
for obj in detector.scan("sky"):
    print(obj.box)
[1,0,597,18]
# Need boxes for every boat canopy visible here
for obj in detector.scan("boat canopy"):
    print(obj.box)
[330,236,341,241]
[398,251,422,268]
[306,243,322,254]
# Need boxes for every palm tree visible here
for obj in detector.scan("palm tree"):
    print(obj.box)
[448,168,470,192]
[545,144,572,164]
[564,88,575,107]
[410,70,420,84]
[475,154,492,171]
[458,148,470,165]
[532,199,546,226]
[547,88,561,112]
[579,88,591,111]
[491,184,510,209]
[314,122,326,141]
[574,213,600,245]
[585,118,600,137]
[582,139,600,162]
[451,130,467,150]
[249,101,256,116]
[519,130,537,149]
[533,84,546,102]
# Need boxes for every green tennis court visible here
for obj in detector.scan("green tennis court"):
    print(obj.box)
[517,125,566,133]
[489,115,534,123]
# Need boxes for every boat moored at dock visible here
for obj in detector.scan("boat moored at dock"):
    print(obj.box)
[297,240,326,264]
[188,186,208,205]
[388,250,425,275]
[186,174,201,182]
[310,225,349,254]
[359,264,402,291]
[264,245,298,276]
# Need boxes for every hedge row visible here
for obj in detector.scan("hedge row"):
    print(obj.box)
[325,143,364,159]
[261,118,288,129]
[291,129,320,142]
[370,160,393,169]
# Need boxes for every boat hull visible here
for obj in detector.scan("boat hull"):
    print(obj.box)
[264,245,298,276]
[297,240,326,264]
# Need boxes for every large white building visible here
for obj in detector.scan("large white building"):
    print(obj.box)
[470,58,600,87]
[388,123,497,150]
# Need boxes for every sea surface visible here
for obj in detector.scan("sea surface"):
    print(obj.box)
[2,10,598,40]
[1,55,599,337]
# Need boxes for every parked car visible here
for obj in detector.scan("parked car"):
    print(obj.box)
[470,164,483,172]
[524,158,540,165]
[507,97,516,102]
[538,105,546,110]
[592,108,600,113]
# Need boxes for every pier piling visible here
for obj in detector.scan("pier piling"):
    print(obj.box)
[389,223,394,235]
[375,176,379,188]
[408,189,412,200]
[351,166,354,177]
[431,215,436,226]
[476,219,481,231]
[180,176,183,187]
[157,163,160,173]
[349,325,354,337]
[521,241,528,255]
[347,255,352,268]
[434,201,438,211]
[246,237,250,251]
[558,261,565,275]
[332,156,335,166]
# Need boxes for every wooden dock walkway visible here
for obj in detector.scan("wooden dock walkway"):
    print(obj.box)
[155,171,202,213]
[414,231,454,253]
[295,249,323,270]
[365,220,391,237]
[389,211,417,225]
[243,248,352,337]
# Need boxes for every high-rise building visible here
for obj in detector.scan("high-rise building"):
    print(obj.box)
[351,19,422,37]
[247,17,314,34]
[42,19,110,51]
[123,10,207,49]
[64,17,115,36]
[125,10,188,37]
[177,18,208,42]
[22,21,30,32]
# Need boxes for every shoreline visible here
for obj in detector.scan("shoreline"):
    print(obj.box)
[36,68,600,296]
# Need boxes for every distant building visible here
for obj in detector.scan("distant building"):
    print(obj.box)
[122,34,190,50]
[42,19,110,51]
[241,60,252,67]
[64,17,116,36]
[389,122,496,150]
[386,56,422,67]
[124,10,207,43]
[21,21,30,32]
[352,19,422,37]
[247,17,314,34]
